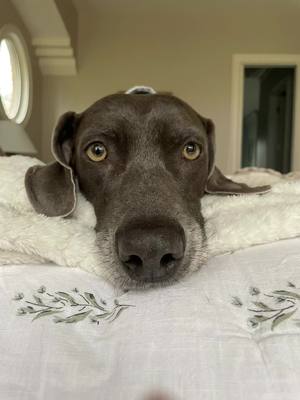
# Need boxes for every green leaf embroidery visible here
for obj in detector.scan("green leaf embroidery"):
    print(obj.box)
[33,295,44,305]
[249,287,260,296]
[55,310,92,324]
[231,296,243,307]
[109,306,130,322]
[232,284,300,330]
[13,293,24,301]
[25,306,36,314]
[271,309,297,331]
[37,286,46,294]
[32,310,62,321]
[84,292,105,311]
[253,315,272,322]
[247,317,259,328]
[14,287,134,326]
[252,302,273,311]
[55,292,78,306]
[91,313,111,321]
[272,290,300,300]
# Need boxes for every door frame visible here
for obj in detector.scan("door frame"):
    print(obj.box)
[230,54,300,172]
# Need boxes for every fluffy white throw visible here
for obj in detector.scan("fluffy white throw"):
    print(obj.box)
[0,156,300,278]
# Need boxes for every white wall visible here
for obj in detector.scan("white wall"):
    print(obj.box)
[41,0,300,172]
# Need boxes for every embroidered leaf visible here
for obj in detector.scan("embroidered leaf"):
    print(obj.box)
[249,287,260,296]
[56,292,78,306]
[25,306,36,313]
[91,313,111,320]
[253,315,271,322]
[33,295,44,305]
[52,297,61,303]
[13,293,24,301]
[252,301,272,310]
[275,297,286,303]
[32,310,62,321]
[247,317,259,329]
[271,309,297,331]
[55,310,92,324]
[109,306,130,322]
[272,290,300,300]
[84,292,105,310]
[37,286,46,293]
[13,287,134,326]
[53,316,65,323]
[231,296,243,307]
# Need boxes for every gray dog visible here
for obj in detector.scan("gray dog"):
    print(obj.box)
[25,87,269,288]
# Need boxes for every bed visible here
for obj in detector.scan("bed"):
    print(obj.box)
[1,156,300,399]
[1,237,300,400]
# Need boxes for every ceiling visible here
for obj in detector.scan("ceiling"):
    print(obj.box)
[73,0,300,14]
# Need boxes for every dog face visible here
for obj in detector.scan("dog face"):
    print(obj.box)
[25,90,270,288]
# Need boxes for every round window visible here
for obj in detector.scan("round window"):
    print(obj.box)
[0,26,32,124]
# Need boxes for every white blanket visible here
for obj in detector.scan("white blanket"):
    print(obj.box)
[0,156,300,280]
[1,238,300,400]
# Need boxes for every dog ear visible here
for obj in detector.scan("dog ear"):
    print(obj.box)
[200,116,271,195]
[25,112,79,217]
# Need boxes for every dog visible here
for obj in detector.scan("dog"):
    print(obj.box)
[25,86,270,289]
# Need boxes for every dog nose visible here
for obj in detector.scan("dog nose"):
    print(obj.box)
[116,219,185,282]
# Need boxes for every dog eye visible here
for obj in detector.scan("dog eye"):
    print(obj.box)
[86,142,107,162]
[182,142,202,160]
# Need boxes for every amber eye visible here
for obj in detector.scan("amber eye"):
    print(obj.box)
[182,142,202,160]
[86,142,107,162]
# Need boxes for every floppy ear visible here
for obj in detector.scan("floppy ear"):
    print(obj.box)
[200,116,271,195]
[25,112,79,217]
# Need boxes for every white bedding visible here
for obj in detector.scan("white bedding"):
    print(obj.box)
[1,237,300,400]
[1,155,300,282]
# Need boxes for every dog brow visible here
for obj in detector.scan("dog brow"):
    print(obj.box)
[161,125,202,143]
[80,128,119,144]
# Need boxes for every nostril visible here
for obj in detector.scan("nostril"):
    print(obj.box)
[116,218,185,282]
[160,253,176,270]
[123,255,143,272]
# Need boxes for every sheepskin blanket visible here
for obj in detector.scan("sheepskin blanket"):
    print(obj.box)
[0,156,300,278]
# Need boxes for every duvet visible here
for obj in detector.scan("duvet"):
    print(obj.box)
[1,156,300,400]
[1,238,300,400]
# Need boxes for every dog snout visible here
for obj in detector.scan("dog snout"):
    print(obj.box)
[116,219,185,282]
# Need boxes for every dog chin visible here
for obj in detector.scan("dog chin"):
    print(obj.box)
[111,249,208,290]
[100,255,207,290]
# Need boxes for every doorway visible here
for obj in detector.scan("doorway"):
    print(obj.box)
[230,55,300,173]
[242,67,295,173]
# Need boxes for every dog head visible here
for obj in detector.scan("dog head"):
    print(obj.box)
[25,87,270,288]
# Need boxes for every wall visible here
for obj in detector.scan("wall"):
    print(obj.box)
[0,0,42,156]
[42,0,300,172]
[54,0,78,55]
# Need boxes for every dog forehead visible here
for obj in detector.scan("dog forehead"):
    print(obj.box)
[79,94,204,132]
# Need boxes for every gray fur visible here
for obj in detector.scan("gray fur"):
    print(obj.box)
[25,91,270,288]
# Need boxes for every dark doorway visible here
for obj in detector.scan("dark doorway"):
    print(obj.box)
[242,67,294,173]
